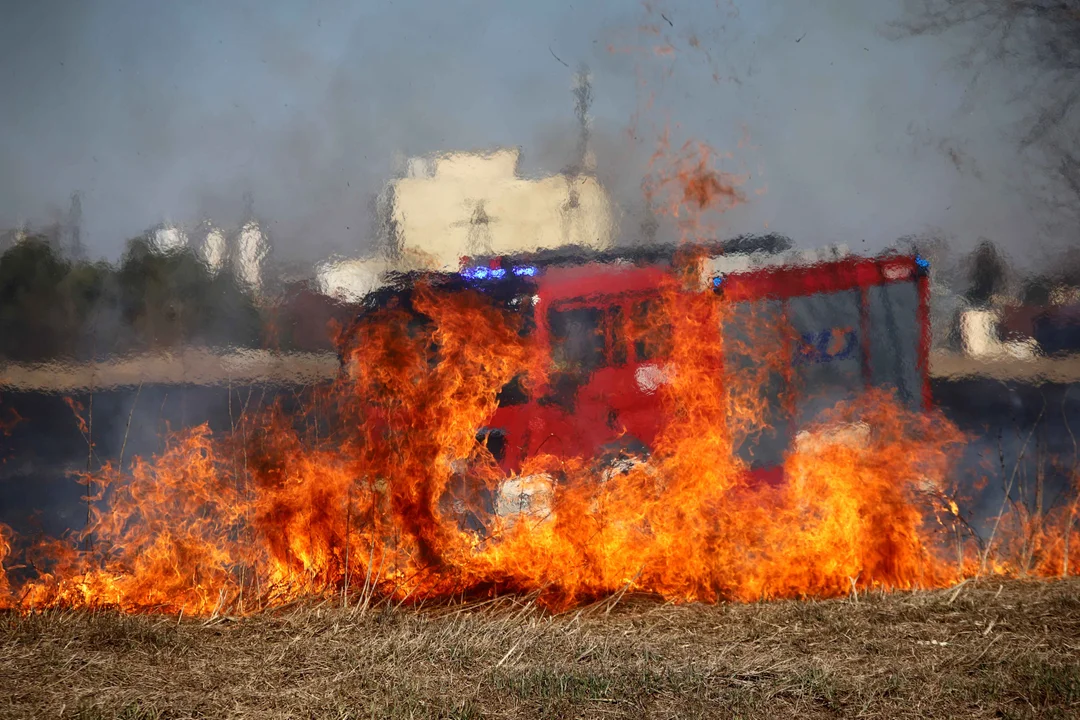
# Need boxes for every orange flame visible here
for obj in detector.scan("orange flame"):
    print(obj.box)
[0,524,12,609]
[0,264,1003,616]
[2,138,1075,615]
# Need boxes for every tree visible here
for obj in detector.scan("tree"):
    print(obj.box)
[115,236,261,351]
[57,258,116,359]
[1021,274,1054,306]
[965,239,1009,306]
[0,237,76,361]
[0,229,265,362]
[897,1,1080,224]
[1021,244,1080,304]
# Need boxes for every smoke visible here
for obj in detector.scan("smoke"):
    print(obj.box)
[0,0,1070,267]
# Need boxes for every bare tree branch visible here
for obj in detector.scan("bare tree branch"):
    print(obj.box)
[895,0,1080,212]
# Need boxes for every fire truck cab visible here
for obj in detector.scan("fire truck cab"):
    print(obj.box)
[467,240,931,478]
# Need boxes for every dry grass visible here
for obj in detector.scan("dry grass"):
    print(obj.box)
[0,350,339,391]
[4,350,1079,393]
[2,578,1079,720]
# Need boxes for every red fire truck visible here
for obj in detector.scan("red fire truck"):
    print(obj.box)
[347,236,932,491]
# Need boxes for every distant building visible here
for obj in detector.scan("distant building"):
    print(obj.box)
[387,147,615,271]
[314,146,617,303]
[191,217,268,294]
[235,220,268,294]
[200,226,228,274]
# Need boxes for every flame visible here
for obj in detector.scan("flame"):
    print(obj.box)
[1,143,1075,615]
[6,188,1071,614]
[644,130,746,223]
[0,524,12,609]
[0,260,1013,616]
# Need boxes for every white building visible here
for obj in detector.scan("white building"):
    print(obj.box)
[314,147,618,303]
[235,220,268,294]
[200,227,228,274]
[388,147,615,271]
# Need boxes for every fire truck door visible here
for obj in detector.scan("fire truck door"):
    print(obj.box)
[609,299,670,448]
[584,305,635,427]
[585,300,668,450]
[787,289,864,425]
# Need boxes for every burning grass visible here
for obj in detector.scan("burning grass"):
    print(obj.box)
[1,268,1078,616]
[3,577,1079,719]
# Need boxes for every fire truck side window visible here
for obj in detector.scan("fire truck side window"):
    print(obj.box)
[788,290,863,425]
[868,280,922,410]
[549,307,605,372]
[631,300,673,362]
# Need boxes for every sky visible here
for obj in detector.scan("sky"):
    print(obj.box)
[0,0,1059,267]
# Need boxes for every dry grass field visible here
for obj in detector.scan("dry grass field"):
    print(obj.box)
[2,578,1079,719]
[0,350,339,392]
[4,350,1080,392]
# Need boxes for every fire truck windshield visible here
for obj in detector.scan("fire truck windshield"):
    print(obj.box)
[490,288,537,406]
[505,293,537,337]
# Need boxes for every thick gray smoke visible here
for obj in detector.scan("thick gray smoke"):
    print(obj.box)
[0,0,1068,266]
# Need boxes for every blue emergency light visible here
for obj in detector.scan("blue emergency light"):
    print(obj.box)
[461,266,491,281]
[915,255,930,270]
[461,264,538,281]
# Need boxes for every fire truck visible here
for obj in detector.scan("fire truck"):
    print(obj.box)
[345,236,932,523]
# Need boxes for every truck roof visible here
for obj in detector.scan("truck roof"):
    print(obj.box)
[460,233,794,272]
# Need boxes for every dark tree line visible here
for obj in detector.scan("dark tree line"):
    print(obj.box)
[0,235,263,362]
